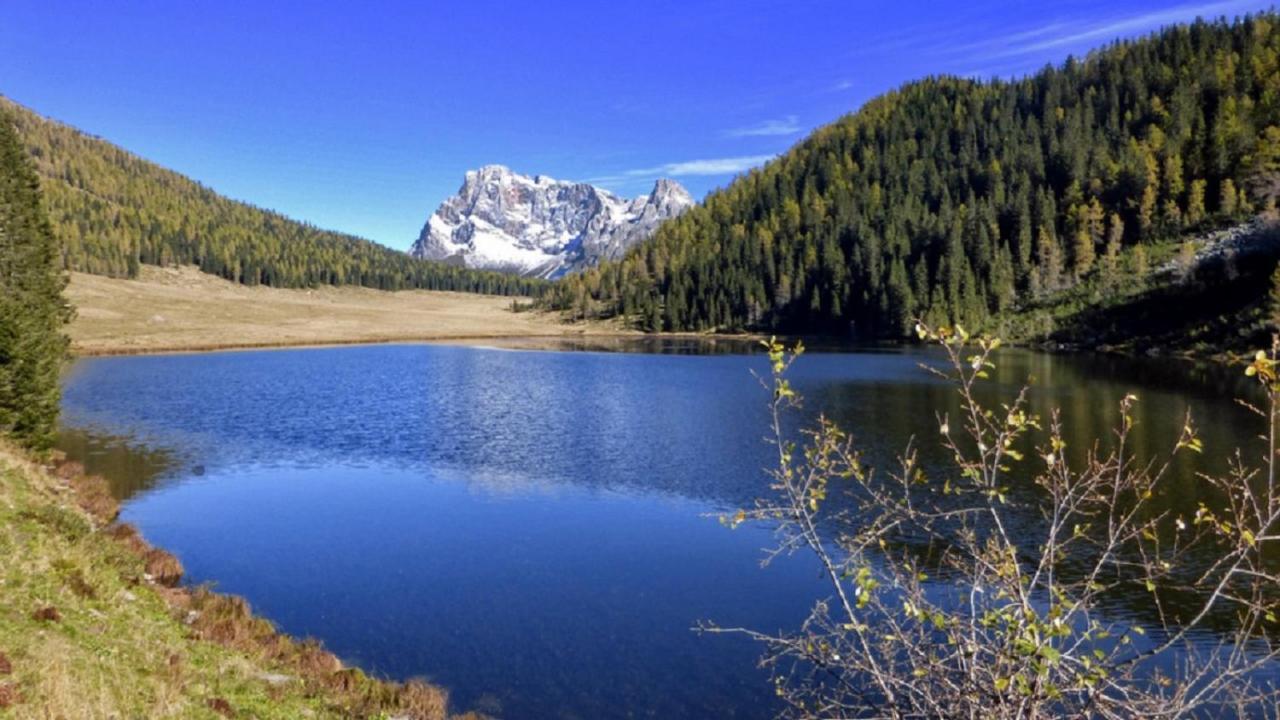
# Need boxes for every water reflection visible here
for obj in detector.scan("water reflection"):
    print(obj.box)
[55,340,1273,718]
[449,335,769,355]
[55,427,176,499]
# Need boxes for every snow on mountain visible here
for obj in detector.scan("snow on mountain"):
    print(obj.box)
[409,165,693,279]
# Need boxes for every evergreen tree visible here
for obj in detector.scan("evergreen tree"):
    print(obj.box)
[1102,213,1123,289]
[1221,178,1240,216]
[1270,263,1280,330]
[0,112,71,451]
[1131,244,1150,282]
[1246,126,1280,212]
[1177,241,1198,281]
[1071,205,1096,278]
[1037,226,1063,292]
[1187,179,1207,225]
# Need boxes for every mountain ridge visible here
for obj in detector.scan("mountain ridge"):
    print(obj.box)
[410,165,692,279]
[2,97,546,296]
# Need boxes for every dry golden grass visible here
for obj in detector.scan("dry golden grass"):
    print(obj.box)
[66,264,628,355]
[141,548,184,588]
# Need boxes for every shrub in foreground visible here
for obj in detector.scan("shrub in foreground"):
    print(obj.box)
[708,326,1280,718]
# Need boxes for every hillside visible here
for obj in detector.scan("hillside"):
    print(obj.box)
[553,14,1280,345]
[2,98,545,297]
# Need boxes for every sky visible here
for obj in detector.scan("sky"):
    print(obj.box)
[1,1,1275,251]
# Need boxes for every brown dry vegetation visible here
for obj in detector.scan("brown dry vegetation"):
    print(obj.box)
[66,264,626,355]
[0,442,476,719]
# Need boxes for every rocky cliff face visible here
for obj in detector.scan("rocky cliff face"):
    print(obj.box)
[409,165,693,278]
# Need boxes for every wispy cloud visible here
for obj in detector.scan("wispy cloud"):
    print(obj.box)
[974,0,1262,60]
[652,155,777,175]
[588,154,776,187]
[829,79,854,92]
[725,116,802,138]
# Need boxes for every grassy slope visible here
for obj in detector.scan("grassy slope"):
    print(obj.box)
[0,445,467,719]
[66,265,625,355]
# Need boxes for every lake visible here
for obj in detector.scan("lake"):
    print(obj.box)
[57,340,1266,718]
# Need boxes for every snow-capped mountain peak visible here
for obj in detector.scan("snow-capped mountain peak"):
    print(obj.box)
[409,166,692,279]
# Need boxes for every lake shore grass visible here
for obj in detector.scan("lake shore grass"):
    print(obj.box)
[0,442,480,719]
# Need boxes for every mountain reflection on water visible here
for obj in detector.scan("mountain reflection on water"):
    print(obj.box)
[57,340,1266,718]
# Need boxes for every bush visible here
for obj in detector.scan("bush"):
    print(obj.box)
[706,326,1280,717]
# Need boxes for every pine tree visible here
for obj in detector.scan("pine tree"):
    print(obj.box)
[1270,263,1280,331]
[1161,198,1183,230]
[1221,179,1239,216]
[1071,205,1096,278]
[1131,244,1150,282]
[1177,241,1197,281]
[1246,126,1280,213]
[1036,226,1063,292]
[1107,212,1125,253]
[1139,185,1158,237]
[1187,179,1207,225]
[1102,213,1123,290]
[1163,153,1185,203]
[0,112,71,451]
[1138,146,1160,238]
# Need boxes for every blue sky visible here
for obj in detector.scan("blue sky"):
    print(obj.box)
[1,1,1274,250]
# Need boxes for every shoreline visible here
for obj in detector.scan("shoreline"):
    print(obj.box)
[68,327,1238,364]
[68,330,771,358]
[0,442,472,718]
[69,332,631,358]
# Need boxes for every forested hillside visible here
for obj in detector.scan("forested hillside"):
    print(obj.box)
[553,14,1280,336]
[3,99,545,296]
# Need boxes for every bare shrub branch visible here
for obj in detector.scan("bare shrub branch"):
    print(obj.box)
[702,327,1280,719]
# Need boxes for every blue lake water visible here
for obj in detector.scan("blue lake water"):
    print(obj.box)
[57,341,1264,718]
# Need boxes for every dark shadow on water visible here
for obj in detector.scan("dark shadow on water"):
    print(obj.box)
[55,426,178,500]
[453,335,769,355]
